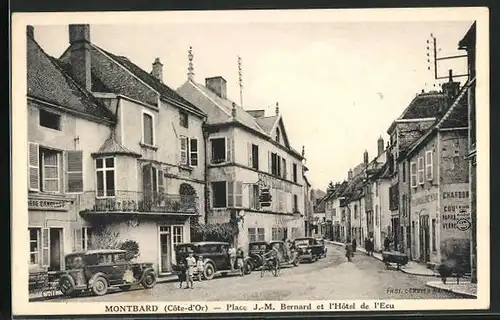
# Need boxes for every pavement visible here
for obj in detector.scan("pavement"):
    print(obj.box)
[326,240,477,298]
[30,243,468,302]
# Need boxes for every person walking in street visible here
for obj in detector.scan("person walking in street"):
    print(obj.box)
[186,252,196,289]
[364,238,369,255]
[196,255,204,282]
[236,247,245,276]
[352,238,357,253]
[345,238,353,262]
[384,236,390,252]
[178,261,187,289]
[369,237,375,256]
[228,246,236,271]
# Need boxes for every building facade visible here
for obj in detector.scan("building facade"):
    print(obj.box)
[178,72,305,254]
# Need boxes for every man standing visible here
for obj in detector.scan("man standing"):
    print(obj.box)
[228,246,236,271]
[186,252,196,289]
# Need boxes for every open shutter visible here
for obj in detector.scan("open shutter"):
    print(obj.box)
[41,227,50,267]
[143,163,153,203]
[190,138,198,166]
[227,181,234,207]
[74,228,83,251]
[226,137,232,163]
[283,159,287,179]
[28,142,40,191]
[158,169,164,194]
[247,142,252,167]
[248,184,253,209]
[268,152,272,173]
[235,181,243,207]
[66,150,83,193]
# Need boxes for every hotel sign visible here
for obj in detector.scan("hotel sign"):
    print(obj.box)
[258,173,292,193]
[28,198,70,211]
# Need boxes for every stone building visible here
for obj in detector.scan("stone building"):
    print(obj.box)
[53,24,208,275]
[404,82,469,269]
[178,57,305,253]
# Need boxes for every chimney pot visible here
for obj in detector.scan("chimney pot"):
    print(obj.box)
[205,76,227,99]
[348,169,353,180]
[441,69,460,100]
[27,25,34,39]
[68,24,92,91]
[363,150,369,165]
[377,136,384,156]
[151,57,163,83]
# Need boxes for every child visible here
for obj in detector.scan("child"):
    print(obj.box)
[178,261,187,289]
[186,252,196,289]
[196,255,204,281]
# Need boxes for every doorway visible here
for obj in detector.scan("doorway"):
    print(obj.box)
[159,227,172,274]
[49,228,63,271]
[419,216,430,262]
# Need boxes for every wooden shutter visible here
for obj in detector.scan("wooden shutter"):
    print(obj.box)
[247,142,252,166]
[268,152,272,173]
[158,169,164,194]
[143,163,153,202]
[226,137,232,163]
[235,181,243,207]
[41,227,50,267]
[283,159,287,179]
[74,228,83,251]
[180,136,188,165]
[227,181,234,207]
[66,150,83,193]
[425,151,433,180]
[190,139,198,166]
[28,142,39,191]
[248,184,253,209]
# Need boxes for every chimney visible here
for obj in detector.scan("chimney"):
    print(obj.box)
[231,102,237,119]
[151,58,163,83]
[205,76,227,99]
[348,169,353,180]
[363,150,369,166]
[377,136,384,156]
[69,24,92,91]
[27,25,34,39]
[247,110,266,118]
[441,69,460,100]
[275,102,279,115]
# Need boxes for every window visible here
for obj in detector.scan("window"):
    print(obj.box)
[431,219,436,252]
[142,112,154,146]
[425,150,433,181]
[180,136,188,165]
[275,128,280,143]
[410,162,417,188]
[190,139,198,166]
[292,163,298,183]
[211,138,228,164]
[40,148,60,192]
[270,152,282,177]
[251,144,259,170]
[293,194,298,212]
[281,158,287,179]
[212,181,227,208]
[29,228,40,265]
[248,228,257,242]
[96,157,115,197]
[333,208,337,217]
[173,226,183,247]
[234,181,243,207]
[401,194,407,217]
[375,205,379,226]
[402,162,406,182]
[272,227,285,241]
[81,227,93,251]
[250,184,260,210]
[375,181,378,197]
[66,151,83,193]
[39,109,61,130]
[179,110,188,128]
[389,184,399,210]
[354,204,358,219]
[257,228,265,241]
[417,157,425,185]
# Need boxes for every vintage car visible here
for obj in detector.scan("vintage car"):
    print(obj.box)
[247,241,270,270]
[293,237,326,262]
[382,251,409,270]
[248,241,299,270]
[57,249,157,297]
[172,242,252,280]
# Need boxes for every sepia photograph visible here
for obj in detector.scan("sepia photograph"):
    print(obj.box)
[11,7,489,315]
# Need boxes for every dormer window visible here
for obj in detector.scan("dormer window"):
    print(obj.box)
[275,128,281,143]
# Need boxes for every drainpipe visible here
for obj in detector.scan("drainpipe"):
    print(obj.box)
[203,123,210,225]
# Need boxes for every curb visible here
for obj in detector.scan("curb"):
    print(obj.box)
[425,282,477,298]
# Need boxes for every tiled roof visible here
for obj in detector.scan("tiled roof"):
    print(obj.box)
[438,90,468,129]
[91,134,141,158]
[94,46,205,117]
[50,58,113,93]
[401,92,448,120]
[27,36,115,123]
[255,115,279,134]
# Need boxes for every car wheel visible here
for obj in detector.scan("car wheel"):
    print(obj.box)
[121,285,132,291]
[293,258,299,267]
[141,271,156,289]
[244,260,253,275]
[204,263,215,280]
[58,275,75,296]
[91,276,108,296]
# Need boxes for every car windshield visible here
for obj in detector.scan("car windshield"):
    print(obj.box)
[251,244,267,250]
[294,239,311,246]
[65,254,85,270]
[176,244,195,253]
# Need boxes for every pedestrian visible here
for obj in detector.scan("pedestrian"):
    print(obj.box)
[352,238,357,253]
[186,252,196,289]
[345,238,353,262]
[369,237,374,256]
[364,238,369,255]
[384,236,390,252]
[228,246,236,271]
[178,261,187,289]
[236,248,245,276]
[196,255,204,281]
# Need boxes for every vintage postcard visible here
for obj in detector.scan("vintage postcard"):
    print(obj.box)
[11,7,489,316]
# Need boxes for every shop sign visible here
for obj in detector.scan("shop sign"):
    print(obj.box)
[28,198,69,211]
[258,173,292,193]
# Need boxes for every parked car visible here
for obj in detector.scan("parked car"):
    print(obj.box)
[293,237,325,262]
[247,241,269,270]
[172,242,252,280]
[315,238,328,258]
[247,241,299,270]
[57,249,157,297]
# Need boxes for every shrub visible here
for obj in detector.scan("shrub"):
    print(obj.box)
[88,227,121,250]
[119,240,140,261]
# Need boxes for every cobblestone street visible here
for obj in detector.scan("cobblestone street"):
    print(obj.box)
[40,243,464,302]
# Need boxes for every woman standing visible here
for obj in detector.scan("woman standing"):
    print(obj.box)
[186,252,196,289]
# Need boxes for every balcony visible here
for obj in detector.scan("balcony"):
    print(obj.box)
[79,191,199,216]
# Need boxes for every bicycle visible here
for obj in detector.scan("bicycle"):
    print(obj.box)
[260,252,279,278]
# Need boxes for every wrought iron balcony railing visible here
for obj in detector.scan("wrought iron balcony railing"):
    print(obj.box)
[79,190,199,214]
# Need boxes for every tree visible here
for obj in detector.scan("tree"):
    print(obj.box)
[119,240,140,261]
[88,227,121,250]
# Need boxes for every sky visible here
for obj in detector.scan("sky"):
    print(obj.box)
[31,19,472,190]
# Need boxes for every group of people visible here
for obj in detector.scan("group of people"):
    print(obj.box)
[344,236,376,261]
[364,237,375,256]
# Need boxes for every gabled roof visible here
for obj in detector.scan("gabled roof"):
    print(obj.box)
[92,46,206,117]
[255,115,278,134]
[91,133,142,158]
[27,35,115,123]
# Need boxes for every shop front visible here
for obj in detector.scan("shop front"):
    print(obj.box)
[410,188,438,264]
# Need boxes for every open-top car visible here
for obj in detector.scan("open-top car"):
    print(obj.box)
[57,249,157,297]
[172,242,252,280]
[293,237,326,262]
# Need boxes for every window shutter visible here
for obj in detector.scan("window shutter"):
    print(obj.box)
[227,181,234,207]
[235,181,243,207]
[74,228,83,251]
[143,163,153,203]
[180,136,188,165]
[248,184,253,209]
[268,152,272,173]
[247,142,252,167]
[66,150,83,193]
[28,142,40,191]
[226,137,232,163]
[426,151,433,180]
[190,138,198,166]
[158,169,164,194]
[283,159,287,179]
[41,228,50,267]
